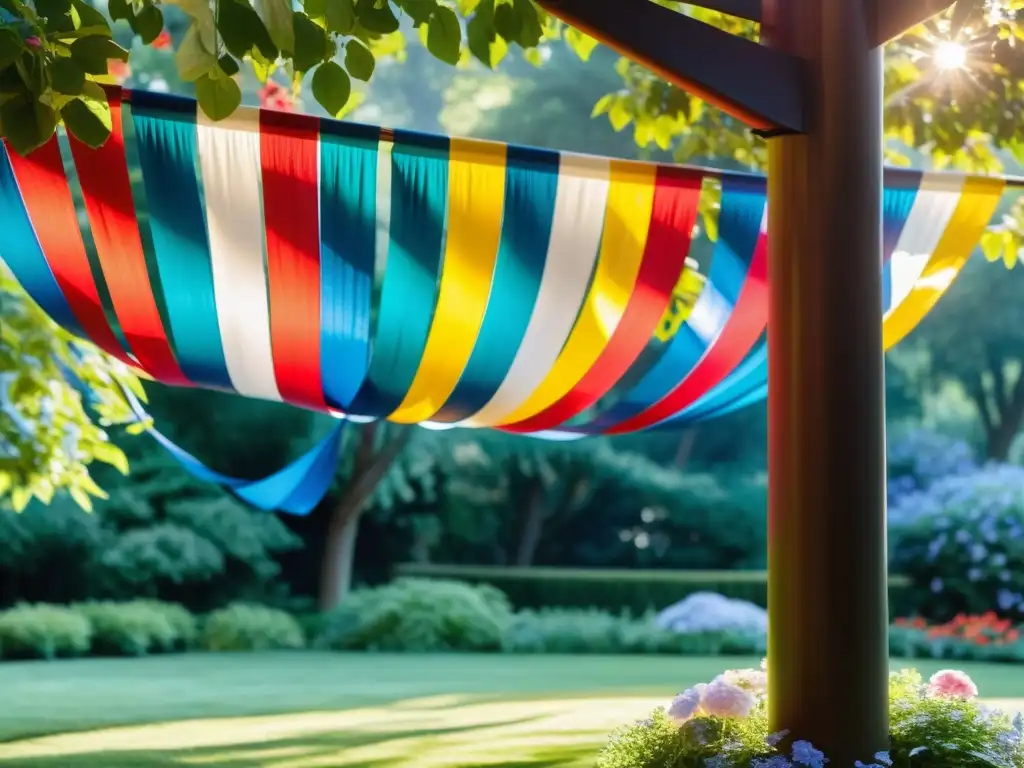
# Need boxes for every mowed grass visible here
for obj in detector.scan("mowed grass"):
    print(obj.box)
[2,653,1024,767]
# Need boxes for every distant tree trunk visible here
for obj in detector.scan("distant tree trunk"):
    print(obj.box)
[673,428,699,468]
[513,474,592,567]
[514,479,548,567]
[969,367,1024,462]
[318,424,412,611]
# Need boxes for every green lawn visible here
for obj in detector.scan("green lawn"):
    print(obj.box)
[2,653,1024,767]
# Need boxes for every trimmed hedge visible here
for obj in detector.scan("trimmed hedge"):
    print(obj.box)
[393,564,915,617]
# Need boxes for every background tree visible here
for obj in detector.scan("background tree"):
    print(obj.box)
[906,259,1024,460]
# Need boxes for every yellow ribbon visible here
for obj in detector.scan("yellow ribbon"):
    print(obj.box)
[491,160,656,427]
[389,139,507,423]
[883,176,1005,349]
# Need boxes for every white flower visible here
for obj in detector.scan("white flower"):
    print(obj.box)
[700,678,756,719]
[667,685,706,724]
[717,668,768,695]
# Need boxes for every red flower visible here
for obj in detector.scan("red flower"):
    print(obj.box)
[108,59,130,83]
[259,81,295,112]
[152,30,172,50]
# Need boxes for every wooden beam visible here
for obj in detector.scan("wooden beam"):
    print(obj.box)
[867,0,956,45]
[537,0,805,134]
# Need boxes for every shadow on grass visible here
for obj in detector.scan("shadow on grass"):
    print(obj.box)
[0,714,598,768]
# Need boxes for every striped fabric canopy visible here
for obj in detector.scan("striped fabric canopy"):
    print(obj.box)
[0,85,1014,512]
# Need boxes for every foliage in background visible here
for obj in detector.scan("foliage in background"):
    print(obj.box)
[317,578,511,652]
[0,602,91,659]
[0,448,301,610]
[391,564,917,618]
[891,463,1024,620]
[0,268,139,510]
[201,603,305,651]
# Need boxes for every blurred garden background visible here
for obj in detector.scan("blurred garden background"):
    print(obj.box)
[3,1,1024,765]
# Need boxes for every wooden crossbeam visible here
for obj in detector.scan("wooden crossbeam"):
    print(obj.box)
[537,0,805,133]
[868,0,957,45]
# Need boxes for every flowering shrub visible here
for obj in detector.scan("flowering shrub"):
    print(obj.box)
[886,429,976,511]
[891,613,1024,662]
[889,464,1024,620]
[656,592,768,638]
[599,665,1024,768]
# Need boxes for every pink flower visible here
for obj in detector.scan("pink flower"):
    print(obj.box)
[928,669,978,699]
[667,684,705,724]
[24,36,41,47]
[700,678,756,719]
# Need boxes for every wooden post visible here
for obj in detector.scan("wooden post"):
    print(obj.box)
[763,0,890,762]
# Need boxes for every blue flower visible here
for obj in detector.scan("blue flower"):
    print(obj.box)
[766,730,790,747]
[704,757,728,768]
[873,751,892,766]
[909,746,927,757]
[753,758,792,768]
[792,740,827,768]
[931,577,944,594]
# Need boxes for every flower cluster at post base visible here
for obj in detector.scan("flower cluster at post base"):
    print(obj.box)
[598,662,1024,768]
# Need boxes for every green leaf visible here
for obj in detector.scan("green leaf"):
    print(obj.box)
[69,36,127,75]
[324,0,356,34]
[194,70,242,121]
[426,5,461,64]
[466,0,495,66]
[304,0,326,19]
[174,22,217,82]
[217,0,278,60]
[50,56,85,95]
[511,0,540,47]
[564,26,597,61]
[106,0,131,22]
[255,0,295,54]
[493,0,519,43]
[400,0,437,24]
[37,0,74,33]
[591,93,613,117]
[249,46,276,82]
[0,28,22,69]
[130,3,164,44]
[344,38,375,80]
[162,0,217,52]
[0,94,57,155]
[69,0,109,31]
[311,59,351,116]
[218,53,240,76]
[11,485,31,512]
[356,0,399,33]
[61,82,111,147]
[92,441,129,474]
[291,11,329,72]
[68,485,93,511]
[125,420,149,435]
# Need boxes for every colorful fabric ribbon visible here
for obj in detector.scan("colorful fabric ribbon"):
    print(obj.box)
[0,86,1010,513]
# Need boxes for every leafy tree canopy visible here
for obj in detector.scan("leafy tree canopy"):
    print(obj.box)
[0,267,139,511]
